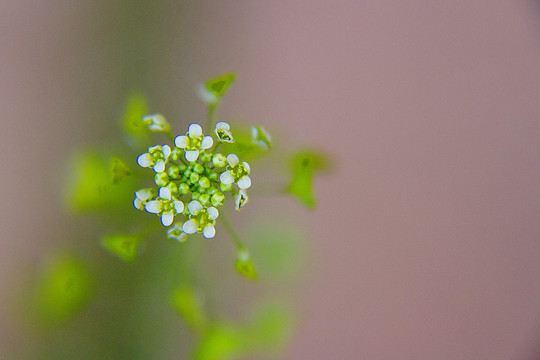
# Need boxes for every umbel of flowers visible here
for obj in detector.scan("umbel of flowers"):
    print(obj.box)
[135,121,253,240]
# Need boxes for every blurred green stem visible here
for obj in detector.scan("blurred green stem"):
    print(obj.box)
[206,102,218,131]
[219,211,244,250]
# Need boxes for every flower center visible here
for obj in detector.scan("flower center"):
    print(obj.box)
[231,164,249,180]
[186,135,203,150]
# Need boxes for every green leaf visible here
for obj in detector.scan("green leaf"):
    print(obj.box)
[191,323,244,360]
[121,92,151,146]
[204,73,236,101]
[32,254,93,324]
[287,150,329,209]
[243,302,294,354]
[110,157,131,184]
[219,127,266,162]
[101,234,141,262]
[171,285,208,333]
[234,248,258,280]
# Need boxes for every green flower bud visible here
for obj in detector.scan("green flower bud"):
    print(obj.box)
[192,192,201,200]
[212,153,227,168]
[168,165,180,179]
[193,163,205,174]
[189,172,200,184]
[220,182,233,192]
[170,148,183,161]
[200,152,212,163]
[178,182,190,195]
[207,185,218,195]
[211,192,225,207]
[199,176,211,189]
[208,172,218,182]
[155,172,170,187]
[199,193,211,206]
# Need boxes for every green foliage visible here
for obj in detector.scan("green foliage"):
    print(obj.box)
[122,92,151,146]
[111,157,131,184]
[191,323,244,360]
[171,285,208,334]
[287,150,329,208]
[234,248,258,280]
[219,127,266,162]
[32,254,93,324]
[101,234,141,262]
[205,73,236,101]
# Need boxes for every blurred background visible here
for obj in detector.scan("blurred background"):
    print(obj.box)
[2,1,540,359]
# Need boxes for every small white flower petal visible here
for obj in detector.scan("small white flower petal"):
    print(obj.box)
[162,145,171,158]
[161,213,174,227]
[153,160,165,173]
[134,198,142,210]
[203,225,216,239]
[216,121,230,130]
[220,171,234,185]
[145,201,160,214]
[159,187,171,200]
[183,220,198,234]
[188,123,202,136]
[135,190,150,201]
[201,136,213,149]
[174,201,184,213]
[137,153,152,168]
[197,83,218,104]
[188,200,203,215]
[207,207,219,220]
[237,176,251,189]
[242,161,251,173]
[175,135,188,148]
[185,150,199,162]
[227,154,239,166]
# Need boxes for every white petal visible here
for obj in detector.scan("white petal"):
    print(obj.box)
[251,126,257,139]
[135,190,150,201]
[203,225,216,239]
[227,153,239,166]
[153,160,165,173]
[161,213,174,226]
[174,201,184,213]
[145,201,160,214]
[188,200,203,215]
[185,150,199,162]
[162,145,171,158]
[237,176,251,189]
[242,161,251,173]
[188,123,202,136]
[183,220,198,234]
[175,135,188,148]
[201,136,213,149]
[137,153,152,167]
[207,207,219,220]
[134,198,142,210]
[216,121,230,130]
[197,83,218,103]
[148,124,160,131]
[220,171,234,185]
[159,187,171,200]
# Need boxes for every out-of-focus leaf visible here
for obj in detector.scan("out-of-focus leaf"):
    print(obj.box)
[191,323,244,360]
[101,234,141,262]
[220,127,266,162]
[287,150,329,209]
[204,73,236,101]
[243,302,295,354]
[171,285,208,333]
[64,150,137,214]
[122,92,151,146]
[32,254,93,324]
[234,248,258,280]
[110,157,131,183]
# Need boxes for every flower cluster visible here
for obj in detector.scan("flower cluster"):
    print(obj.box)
[134,121,251,240]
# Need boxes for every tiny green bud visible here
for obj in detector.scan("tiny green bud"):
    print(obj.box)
[211,192,225,207]
[200,152,212,163]
[166,182,178,194]
[199,176,211,189]
[193,163,205,174]
[208,172,218,182]
[192,192,201,200]
[170,148,183,161]
[168,165,180,179]
[178,183,190,195]
[212,154,227,168]
[220,182,233,192]
[207,185,218,195]
[199,193,211,206]
[155,172,170,187]
[189,172,199,184]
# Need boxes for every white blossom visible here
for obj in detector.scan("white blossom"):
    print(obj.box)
[144,187,184,227]
[142,113,170,132]
[215,121,234,143]
[137,145,171,173]
[182,200,219,239]
[174,123,213,162]
[220,154,251,190]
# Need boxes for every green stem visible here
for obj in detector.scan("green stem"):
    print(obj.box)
[165,130,176,143]
[206,101,219,131]
[219,211,244,249]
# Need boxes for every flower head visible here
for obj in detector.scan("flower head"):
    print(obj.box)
[142,113,170,132]
[220,154,251,189]
[144,187,184,227]
[174,123,213,162]
[167,223,188,242]
[182,200,219,239]
[251,126,272,150]
[233,189,249,211]
[133,188,157,211]
[137,145,171,173]
[215,122,234,143]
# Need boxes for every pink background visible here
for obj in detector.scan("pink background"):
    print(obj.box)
[1,1,540,358]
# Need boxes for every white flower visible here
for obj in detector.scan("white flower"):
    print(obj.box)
[215,122,234,143]
[219,154,251,190]
[182,200,219,239]
[137,145,171,173]
[197,83,218,104]
[251,126,272,150]
[133,188,157,210]
[233,189,249,211]
[144,187,184,227]
[174,123,213,162]
[167,223,188,242]
[142,113,170,132]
